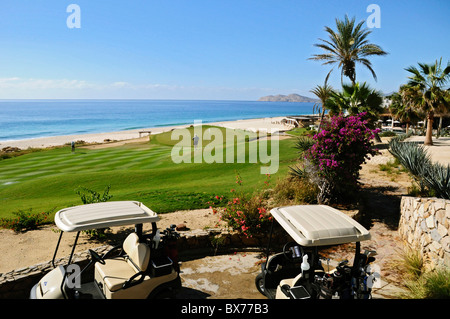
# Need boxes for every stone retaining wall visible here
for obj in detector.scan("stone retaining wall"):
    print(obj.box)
[0,228,288,299]
[399,196,450,269]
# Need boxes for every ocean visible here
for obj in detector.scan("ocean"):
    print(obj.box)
[0,100,315,142]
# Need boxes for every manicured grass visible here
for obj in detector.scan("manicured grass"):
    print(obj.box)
[0,127,298,218]
[286,127,316,137]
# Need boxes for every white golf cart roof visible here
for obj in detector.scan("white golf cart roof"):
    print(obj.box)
[54,201,159,232]
[270,205,371,246]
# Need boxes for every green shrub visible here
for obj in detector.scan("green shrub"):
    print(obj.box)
[404,268,450,299]
[75,185,113,239]
[273,177,318,205]
[379,158,407,175]
[0,209,52,232]
[75,184,113,204]
[379,131,398,137]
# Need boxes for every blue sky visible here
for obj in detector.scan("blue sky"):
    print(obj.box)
[0,0,448,100]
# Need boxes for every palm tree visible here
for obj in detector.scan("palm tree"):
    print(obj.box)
[326,82,384,142]
[310,74,334,131]
[389,88,423,134]
[309,15,388,85]
[404,58,450,145]
[326,82,384,121]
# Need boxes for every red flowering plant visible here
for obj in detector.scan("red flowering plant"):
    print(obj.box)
[0,209,52,232]
[209,173,273,238]
[293,113,380,203]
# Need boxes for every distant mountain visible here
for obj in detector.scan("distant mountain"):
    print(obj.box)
[258,93,319,103]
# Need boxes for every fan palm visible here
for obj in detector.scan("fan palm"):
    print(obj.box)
[389,88,423,134]
[325,82,383,142]
[326,82,384,122]
[404,58,450,145]
[309,15,388,85]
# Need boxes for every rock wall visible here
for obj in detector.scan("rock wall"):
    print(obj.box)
[399,196,450,269]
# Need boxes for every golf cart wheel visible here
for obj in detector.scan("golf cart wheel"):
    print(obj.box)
[255,273,265,296]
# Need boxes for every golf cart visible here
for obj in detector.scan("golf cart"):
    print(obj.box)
[256,205,377,299]
[30,201,181,299]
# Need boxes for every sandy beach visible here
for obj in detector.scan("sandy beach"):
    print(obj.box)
[0,116,289,150]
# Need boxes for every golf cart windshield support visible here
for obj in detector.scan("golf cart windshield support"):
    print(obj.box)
[52,232,63,268]
[265,217,275,266]
[52,231,80,268]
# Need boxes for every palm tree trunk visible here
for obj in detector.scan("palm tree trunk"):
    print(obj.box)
[318,109,325,131]
[406,123,410,135]
[424,110,434,145]
[437,116,443,138]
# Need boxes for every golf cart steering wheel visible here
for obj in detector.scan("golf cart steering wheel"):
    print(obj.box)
[282,241,303,262]
[89,249,105,265]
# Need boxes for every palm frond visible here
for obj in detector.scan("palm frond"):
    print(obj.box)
[310,14,388,83]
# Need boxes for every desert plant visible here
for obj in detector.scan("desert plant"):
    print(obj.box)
[421,162,450,199]
[389,138,450,199]
[388,140,430,176]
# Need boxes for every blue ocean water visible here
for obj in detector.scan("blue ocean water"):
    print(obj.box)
[0,100,315,142]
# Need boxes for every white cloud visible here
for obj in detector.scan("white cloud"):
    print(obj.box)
[0,77,287,100]
[0,77,94,90]
[0,77,177,92]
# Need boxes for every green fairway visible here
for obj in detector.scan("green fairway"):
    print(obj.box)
[0,127,298,218]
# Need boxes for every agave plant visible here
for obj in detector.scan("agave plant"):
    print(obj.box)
[389,140,431,177]
[389,138,431,192]
[422,163,450,200]
[389,137,450,199]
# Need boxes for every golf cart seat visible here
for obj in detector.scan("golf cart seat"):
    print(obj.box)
[95,233,150,294]
[276,272,304,299]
